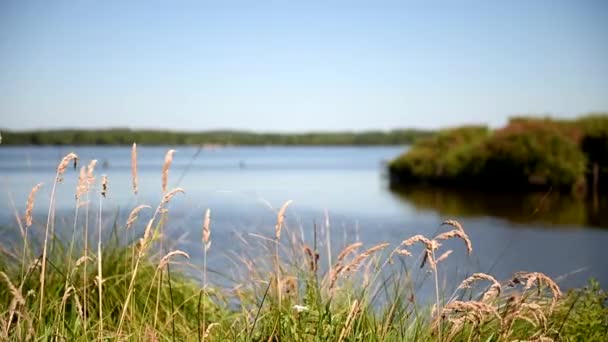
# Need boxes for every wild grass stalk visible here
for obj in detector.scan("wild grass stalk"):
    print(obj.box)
[39,152,77,322]
[202,208,211,341]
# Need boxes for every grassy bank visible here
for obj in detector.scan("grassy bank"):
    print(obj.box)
[389,114,608,194]
[1,148,607,341]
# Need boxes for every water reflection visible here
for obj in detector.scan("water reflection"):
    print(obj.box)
[389,185,608,228]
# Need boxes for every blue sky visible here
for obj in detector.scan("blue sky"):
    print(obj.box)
[0,0,607,132]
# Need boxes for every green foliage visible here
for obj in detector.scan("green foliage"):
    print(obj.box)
[390,114,608,193]
[555,279,608,341]
[389,126,489,181]
[0,128,433,146]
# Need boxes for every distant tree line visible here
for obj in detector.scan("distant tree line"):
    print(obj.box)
[0,128,433,146]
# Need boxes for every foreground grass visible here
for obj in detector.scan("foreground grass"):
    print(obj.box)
[0,149,607,341]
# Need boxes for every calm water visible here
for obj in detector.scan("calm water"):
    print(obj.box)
[1,146,607,292]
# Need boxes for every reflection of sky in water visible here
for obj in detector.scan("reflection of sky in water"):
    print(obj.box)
[1,146,607,293]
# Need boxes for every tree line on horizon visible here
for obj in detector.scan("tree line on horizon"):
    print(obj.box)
[0,128,433,146]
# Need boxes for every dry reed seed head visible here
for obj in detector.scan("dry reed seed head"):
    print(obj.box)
[56,152,78,182]
[442,219,465,234]
[202,208,211,248]
[161,149,176,193]
[75,166,87,201]
[75,255,93,267]
[160,187,185,207]
[435,249,453,264]
[340,242,390,276]
[395,249,412,256]
[515,272,562,310]
[61,286,75,308]
[336,242,363,263]
[126,204,151,229]
[131,142,138,195]
[401,234,437,250]
[101,175,108,198]
[274,199,293,240]
[158,250,190,269]
[86,159,98,185]
[441,300,502,326]
[458,272,502,301]
[204,323,220,339]
[0,271,25,306]
[25,182,43,228]
[434,229,473,255]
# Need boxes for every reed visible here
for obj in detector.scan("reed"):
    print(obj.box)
[39,152,77,322]
[201,208,211,341]
[162,149,176,194]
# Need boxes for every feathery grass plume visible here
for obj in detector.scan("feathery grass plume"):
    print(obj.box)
[513,272,562,310]
[439,300,502,327]
[141,188,186,246]
[1,271,25,309]
[275,200,293,240]
[336,243,389,282]
[131,142,138,195]
[160,187,185,207]
[76,166,87,201]
[1,271,26,335]
[161,149,176,193]
[40,152,78,321]
[398,234,438,265]
[24,183,43,228]
[118,187,185,335]
[87,159,98,185]
[158,250,190,269]
[344,242,389,271]
[201,208,211,342]
[126,204,151,229]
[336,242,363,263]
[202,208,211,249]
[458,272,502,301]
[435,249,453,264]
[204,323,219,339]
[60,286,75,311]
[57,152,78,182]
[434,229,473,255]
[442,219,465,233]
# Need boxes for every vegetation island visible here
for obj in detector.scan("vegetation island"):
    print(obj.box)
[389,114,608,195]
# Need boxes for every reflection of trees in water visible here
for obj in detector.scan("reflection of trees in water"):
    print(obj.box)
[390,185,608,228]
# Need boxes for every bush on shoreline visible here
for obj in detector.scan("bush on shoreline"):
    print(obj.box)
[389,114,608,194]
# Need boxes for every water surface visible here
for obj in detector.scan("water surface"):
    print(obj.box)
[1,146,607,292]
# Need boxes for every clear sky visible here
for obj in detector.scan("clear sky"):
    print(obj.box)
[0,0,607,132]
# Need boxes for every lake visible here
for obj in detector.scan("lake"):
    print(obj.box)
[1,146,607,293]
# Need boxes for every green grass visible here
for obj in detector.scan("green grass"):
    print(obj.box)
[0,150,607,341]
